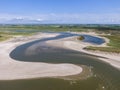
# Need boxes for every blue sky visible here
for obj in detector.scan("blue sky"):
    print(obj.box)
[0,0,120,24]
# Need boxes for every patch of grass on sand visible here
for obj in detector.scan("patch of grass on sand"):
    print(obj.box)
[85,46,120,53]
[78,36,85,40]
[85,35,120,53]
[0,34,11,41]
[0,31,34,41]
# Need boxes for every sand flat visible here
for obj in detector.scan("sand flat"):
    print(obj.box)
[0,33,82,80]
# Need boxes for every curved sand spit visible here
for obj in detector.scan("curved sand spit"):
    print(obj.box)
[0,33,82,80]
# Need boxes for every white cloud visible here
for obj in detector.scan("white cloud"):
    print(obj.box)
[36,19,43,21]
[0,13,120,24]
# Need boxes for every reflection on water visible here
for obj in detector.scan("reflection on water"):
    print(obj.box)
[0,32,119,90]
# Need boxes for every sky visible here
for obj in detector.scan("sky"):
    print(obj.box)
[0,0,120,24]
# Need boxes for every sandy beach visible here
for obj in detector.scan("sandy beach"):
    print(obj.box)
[0,32,120,80]
[0,33,82,80]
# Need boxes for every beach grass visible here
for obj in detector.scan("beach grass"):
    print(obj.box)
[85,46,120,53]
[78,36,85,40]
[0,31,35,41]
[0,32,11,41]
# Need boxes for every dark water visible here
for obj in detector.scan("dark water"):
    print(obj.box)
[0,32,119,90]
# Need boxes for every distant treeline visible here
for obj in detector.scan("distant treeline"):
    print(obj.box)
[0,24,120,30]
[81,25,120,31]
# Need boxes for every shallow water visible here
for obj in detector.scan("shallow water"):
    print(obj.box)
[0,32,119,90]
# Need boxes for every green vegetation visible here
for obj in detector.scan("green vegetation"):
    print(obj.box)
[78,36,85,40]
[85,46,120,53]
[0,24,120,34]
[0,24,89,32]
[85,35,120,53]
[0,24,120,53]
[0,33,11,41]
[0,28,35,41]
[0,24,93,41]
[105,35,120,48]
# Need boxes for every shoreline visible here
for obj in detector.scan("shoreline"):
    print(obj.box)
[0,31,120,80]
[38,32,120,69]
[63,32,120,69]
[0,32,83,80]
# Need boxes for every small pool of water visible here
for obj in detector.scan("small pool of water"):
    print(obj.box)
[82,35,105,44]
